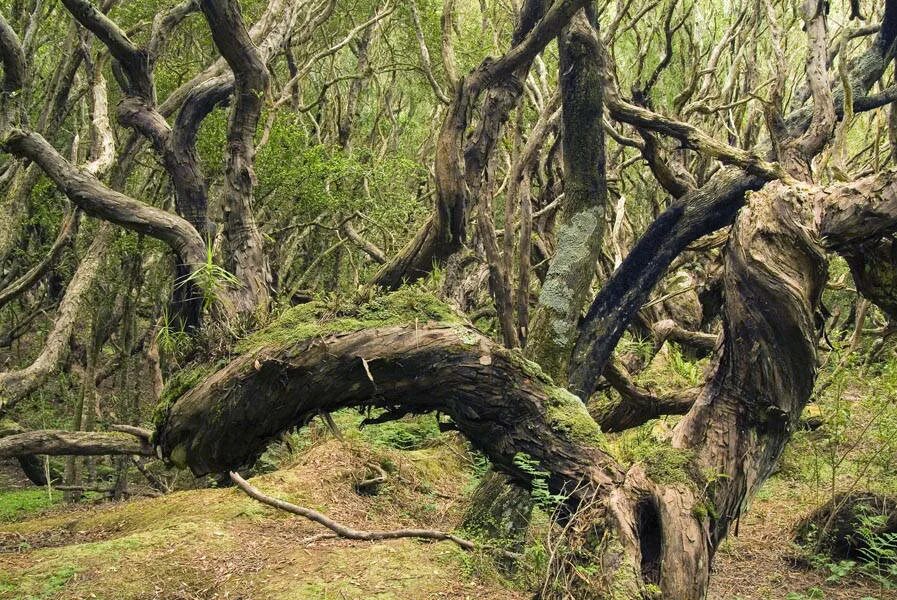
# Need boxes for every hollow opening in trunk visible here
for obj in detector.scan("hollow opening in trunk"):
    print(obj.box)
[636,495,663,585]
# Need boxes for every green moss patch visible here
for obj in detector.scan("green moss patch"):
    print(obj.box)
[236,286,463,355]
[0,437,522,599]
[543,387,607,448]
[0,490,61,523]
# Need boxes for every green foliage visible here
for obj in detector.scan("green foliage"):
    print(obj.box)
[155,310,193,357]
[359,414,443,450]
[613,424,695,486]
[0,564,77,600]
[855,510,897,588]
[180,241,241,313]
[513,453,567,511]
[667,343,703,386]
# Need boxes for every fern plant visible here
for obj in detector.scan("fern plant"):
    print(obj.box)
[513,452,568,510]
[856,511,897,588]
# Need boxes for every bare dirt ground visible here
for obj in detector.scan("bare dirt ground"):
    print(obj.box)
[709,479,895,600]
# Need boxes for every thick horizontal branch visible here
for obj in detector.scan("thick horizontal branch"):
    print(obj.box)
[819,169,897,249]
[0,430,153,458]
[652,319,718,353]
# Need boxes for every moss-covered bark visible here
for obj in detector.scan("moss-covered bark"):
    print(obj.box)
[525,10,607,383]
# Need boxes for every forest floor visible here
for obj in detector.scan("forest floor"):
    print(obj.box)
[0,436,526,600]
[0,422,893,599]
[709,477,891,600]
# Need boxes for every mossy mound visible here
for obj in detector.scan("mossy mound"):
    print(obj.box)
[794,491,897,561]
[0,433,524,599]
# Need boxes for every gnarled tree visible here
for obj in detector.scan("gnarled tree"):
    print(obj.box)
[4,0,897,598]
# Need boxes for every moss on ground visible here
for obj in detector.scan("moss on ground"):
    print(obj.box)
[0,490,61,523]
[0,435,523,600]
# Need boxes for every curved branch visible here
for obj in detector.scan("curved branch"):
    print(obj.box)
[147,0,200,63]
[200,0,271,314]
[1,129,206,266]
[341,221,387,264]
[230,471,513,556]
[60,0,154,100]
[598,360,698,432]
[569,5,897,400]
[0,226,108,407]
[155,321,623,498]
[598,39,784,180]
[469,0,590,94]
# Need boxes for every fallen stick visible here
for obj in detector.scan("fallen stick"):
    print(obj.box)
[229,471,518,558]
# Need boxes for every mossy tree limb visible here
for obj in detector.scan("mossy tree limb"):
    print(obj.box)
[155,320,621,494]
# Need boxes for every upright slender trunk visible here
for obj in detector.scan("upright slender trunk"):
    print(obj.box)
[525,9,607,382]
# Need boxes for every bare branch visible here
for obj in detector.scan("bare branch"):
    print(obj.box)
[409,0,450,104]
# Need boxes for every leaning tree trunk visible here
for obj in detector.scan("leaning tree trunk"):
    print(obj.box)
[629,180,828,597]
